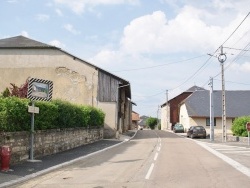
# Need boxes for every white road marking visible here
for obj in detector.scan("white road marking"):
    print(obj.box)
[216,148,249,151]
[222,150,250,153]
[207,144,247,150]
[154,153,158,161]
[198,142,250,177]
[157,146,161,151]
[145,163,154,180]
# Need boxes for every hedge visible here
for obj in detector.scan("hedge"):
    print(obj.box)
[231,116,250,137]
[0,97,105,132]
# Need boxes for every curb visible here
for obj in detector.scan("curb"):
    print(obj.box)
[0,131,138,188]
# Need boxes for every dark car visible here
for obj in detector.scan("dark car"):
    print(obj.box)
[173,123,184,133]
[187,126,206,139]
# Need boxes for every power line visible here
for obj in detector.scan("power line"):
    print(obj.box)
[224,46,250,51]
[168,55,214,92]
[214,78,250,86]
[112,55,206,72]
[220,12,250,47]
[170,12,250,93]
[135,12,250,104]
[133,90,165,98]
[202,12,250,87]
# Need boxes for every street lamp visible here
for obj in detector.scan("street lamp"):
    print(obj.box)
[218,46,227,142]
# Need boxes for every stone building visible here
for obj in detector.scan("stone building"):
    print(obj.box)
[0,36,132,138]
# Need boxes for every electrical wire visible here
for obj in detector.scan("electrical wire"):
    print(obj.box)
[168,55,214,92]
[220,12,250,47]
[200,13,250,89]
[224,47,250,51]
[112,54,207,72]
[214,78,250,86]
[133,12,250,102]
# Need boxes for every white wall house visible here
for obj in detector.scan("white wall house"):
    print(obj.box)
[179,90,250,134]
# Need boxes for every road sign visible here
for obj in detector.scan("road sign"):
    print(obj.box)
[246,122,250,132]
[27,78,53,101]
[28,106,39,114]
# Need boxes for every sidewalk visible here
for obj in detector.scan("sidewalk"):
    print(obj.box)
[0,130,137,188]
[175,131,250,148]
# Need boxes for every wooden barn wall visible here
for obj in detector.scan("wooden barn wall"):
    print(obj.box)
[98,71,119,102]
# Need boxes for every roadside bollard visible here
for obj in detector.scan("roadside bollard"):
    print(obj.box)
[1,145,11,171]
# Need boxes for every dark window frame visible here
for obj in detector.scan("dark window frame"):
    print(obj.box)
[206,118,216,126]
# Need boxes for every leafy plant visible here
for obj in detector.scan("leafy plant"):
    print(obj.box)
[231,116,250,137]
[0,97,105,132]
[9,78,29,98]
[146,117,158,130]
[0,97,30,132]
[1,88,11,98]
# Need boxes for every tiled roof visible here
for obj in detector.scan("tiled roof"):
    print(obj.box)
[132,112,140,121]
[0,35,131,98]
[184,90,250,118]
[161,85,207,107]
[185,85,206,92]
[0,35,55,48]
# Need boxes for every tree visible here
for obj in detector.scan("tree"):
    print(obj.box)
[9,78,29,98]
[146,117,158,130]
[1,88,11,98]
[231,116,250,137]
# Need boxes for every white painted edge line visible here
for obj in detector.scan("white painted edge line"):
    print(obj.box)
[0,131,138,188]
[216,148,250,151]
[145,163,154,180]
[223,150,250,153]
[206,144,249,149]
[157,146,161,152]
[154,153,159,161]
[197,141,250,178]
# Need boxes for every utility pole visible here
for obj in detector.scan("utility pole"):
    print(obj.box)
[209,77,214,141]
[157,105,160,130]
[218,46,227,142]
[166,90,168,130]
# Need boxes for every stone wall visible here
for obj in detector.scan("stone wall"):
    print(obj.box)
[211,133,249,143]
[0,127,103,165]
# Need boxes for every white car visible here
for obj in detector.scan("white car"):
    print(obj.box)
[138,125,144,130]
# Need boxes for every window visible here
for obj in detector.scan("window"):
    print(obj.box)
[232,118,235,123]
[206,118,216,126]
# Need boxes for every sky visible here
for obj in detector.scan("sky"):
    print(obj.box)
[1,0,250,117]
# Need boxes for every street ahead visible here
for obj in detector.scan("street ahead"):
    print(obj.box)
[14,130,250,188]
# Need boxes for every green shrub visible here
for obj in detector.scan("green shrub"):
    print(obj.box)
[231,116,250,137]
[89,107,105,127]
[0,98,105,132]
[34,101,58,130]
[0,97,30,132]
[52,100,77,128]
[1,88,11,98]
[146,117,158,130]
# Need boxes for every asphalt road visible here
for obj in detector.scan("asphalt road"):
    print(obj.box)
[11,130,250,188]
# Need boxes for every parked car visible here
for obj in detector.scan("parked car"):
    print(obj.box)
[187,126,206,139]
[138,125,144,130]
[173,123,184,133]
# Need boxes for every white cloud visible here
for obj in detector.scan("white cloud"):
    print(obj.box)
[49,40,66,48]
[55,8,63,16]
[7,0,18,3]
[85,1,249,116]
[21,31,29,37]
[36,14,50,22]
[63,24,80,35]
[229,61,250,73]
[54,0,139,14]
[120,6,249,55]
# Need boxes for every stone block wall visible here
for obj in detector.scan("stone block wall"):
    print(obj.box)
[0,127,103,165]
